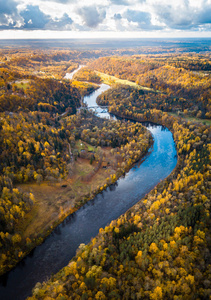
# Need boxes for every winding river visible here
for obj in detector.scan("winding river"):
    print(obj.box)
[0,84,177,300]
[64,65,85,80]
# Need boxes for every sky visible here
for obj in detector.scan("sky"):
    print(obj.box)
[0,0,211,38]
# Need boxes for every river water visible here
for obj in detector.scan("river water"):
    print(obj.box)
[64,65,85,80]
[0,84,177,300]
[84,83,111,118]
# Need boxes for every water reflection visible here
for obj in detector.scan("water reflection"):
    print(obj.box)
[108,182,118,192]
[54,227,61,235]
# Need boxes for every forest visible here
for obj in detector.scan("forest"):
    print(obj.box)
[0,108,151,275]
[0,47,210,299]
[89,54,211,119]
[28,86,211,300]
[0,50,152,275]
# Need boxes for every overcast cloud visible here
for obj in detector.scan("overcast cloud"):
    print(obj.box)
[0,0,210,34]
[76,6,106,28]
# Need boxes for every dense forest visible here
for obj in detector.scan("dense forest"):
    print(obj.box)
[0,48,210,299]
[0,110,151,275]
[29,92,210,300]
[89,55,211,119]
[0,51,151,275]
[0,68,81,114]
[73,67,102,84]
[26,53,211,300]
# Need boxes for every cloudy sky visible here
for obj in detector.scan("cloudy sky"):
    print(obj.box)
[0,0,211,38]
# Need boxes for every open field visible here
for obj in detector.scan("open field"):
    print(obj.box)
[169,112,211,126]
[16,151,117,240]
[14,80,30,90]
[96,71,155,92]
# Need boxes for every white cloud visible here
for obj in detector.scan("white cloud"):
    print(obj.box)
[0,0,210,34]
[76,5,106,28]
[150,0,211,30]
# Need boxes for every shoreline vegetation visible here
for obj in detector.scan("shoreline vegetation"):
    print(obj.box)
[0,100,152,276]
[0,47,210,299]
[28,100,210,300]
[95,71,211,126]
[15,118,152,273]
[26,57,210,299]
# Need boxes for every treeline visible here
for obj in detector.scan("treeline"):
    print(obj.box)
[3,48,209,81]
[73,67,102,84]
[89,55,211,118]
[166,54,211,71]
[71,80,99,97]
[89,56,162,82]
[0,50,78,79]
[97,84,208,119]
[0,111,73,274]
[1,49,211,82]
[0,176,34,274]
[0,112,72,184]
[28,88,211,300]
[26,77,80,114]
[136,65,210,118]
[0,68,81,114]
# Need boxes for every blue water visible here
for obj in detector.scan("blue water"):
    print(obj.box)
[0,85,177,300]
[84,83,111,118]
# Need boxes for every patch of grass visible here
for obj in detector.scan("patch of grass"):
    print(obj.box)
[75,140,96,152]
[15,80,30,90]
[185,117,211,126]
[87,144,95,152]
[15,203,39,234]
[75,159,94,177]
[16,153,116,240]
[76,140,85,151]
[95,71,155,92]
[169,112,211,125]
[16,183,61,238]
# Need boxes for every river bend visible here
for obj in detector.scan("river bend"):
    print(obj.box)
[0,84,177,300]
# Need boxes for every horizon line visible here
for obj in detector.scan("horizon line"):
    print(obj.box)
[0,30,211,40]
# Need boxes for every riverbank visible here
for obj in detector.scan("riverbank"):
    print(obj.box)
[27,108,210,300]
[0,119,176,300]
[26,57,211,300]
[0,82,175,300]
[16,135,151,242]
[0,107,152,278]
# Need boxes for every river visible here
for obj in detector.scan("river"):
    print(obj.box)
[64,65,85,80]
[0,84,177,300]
